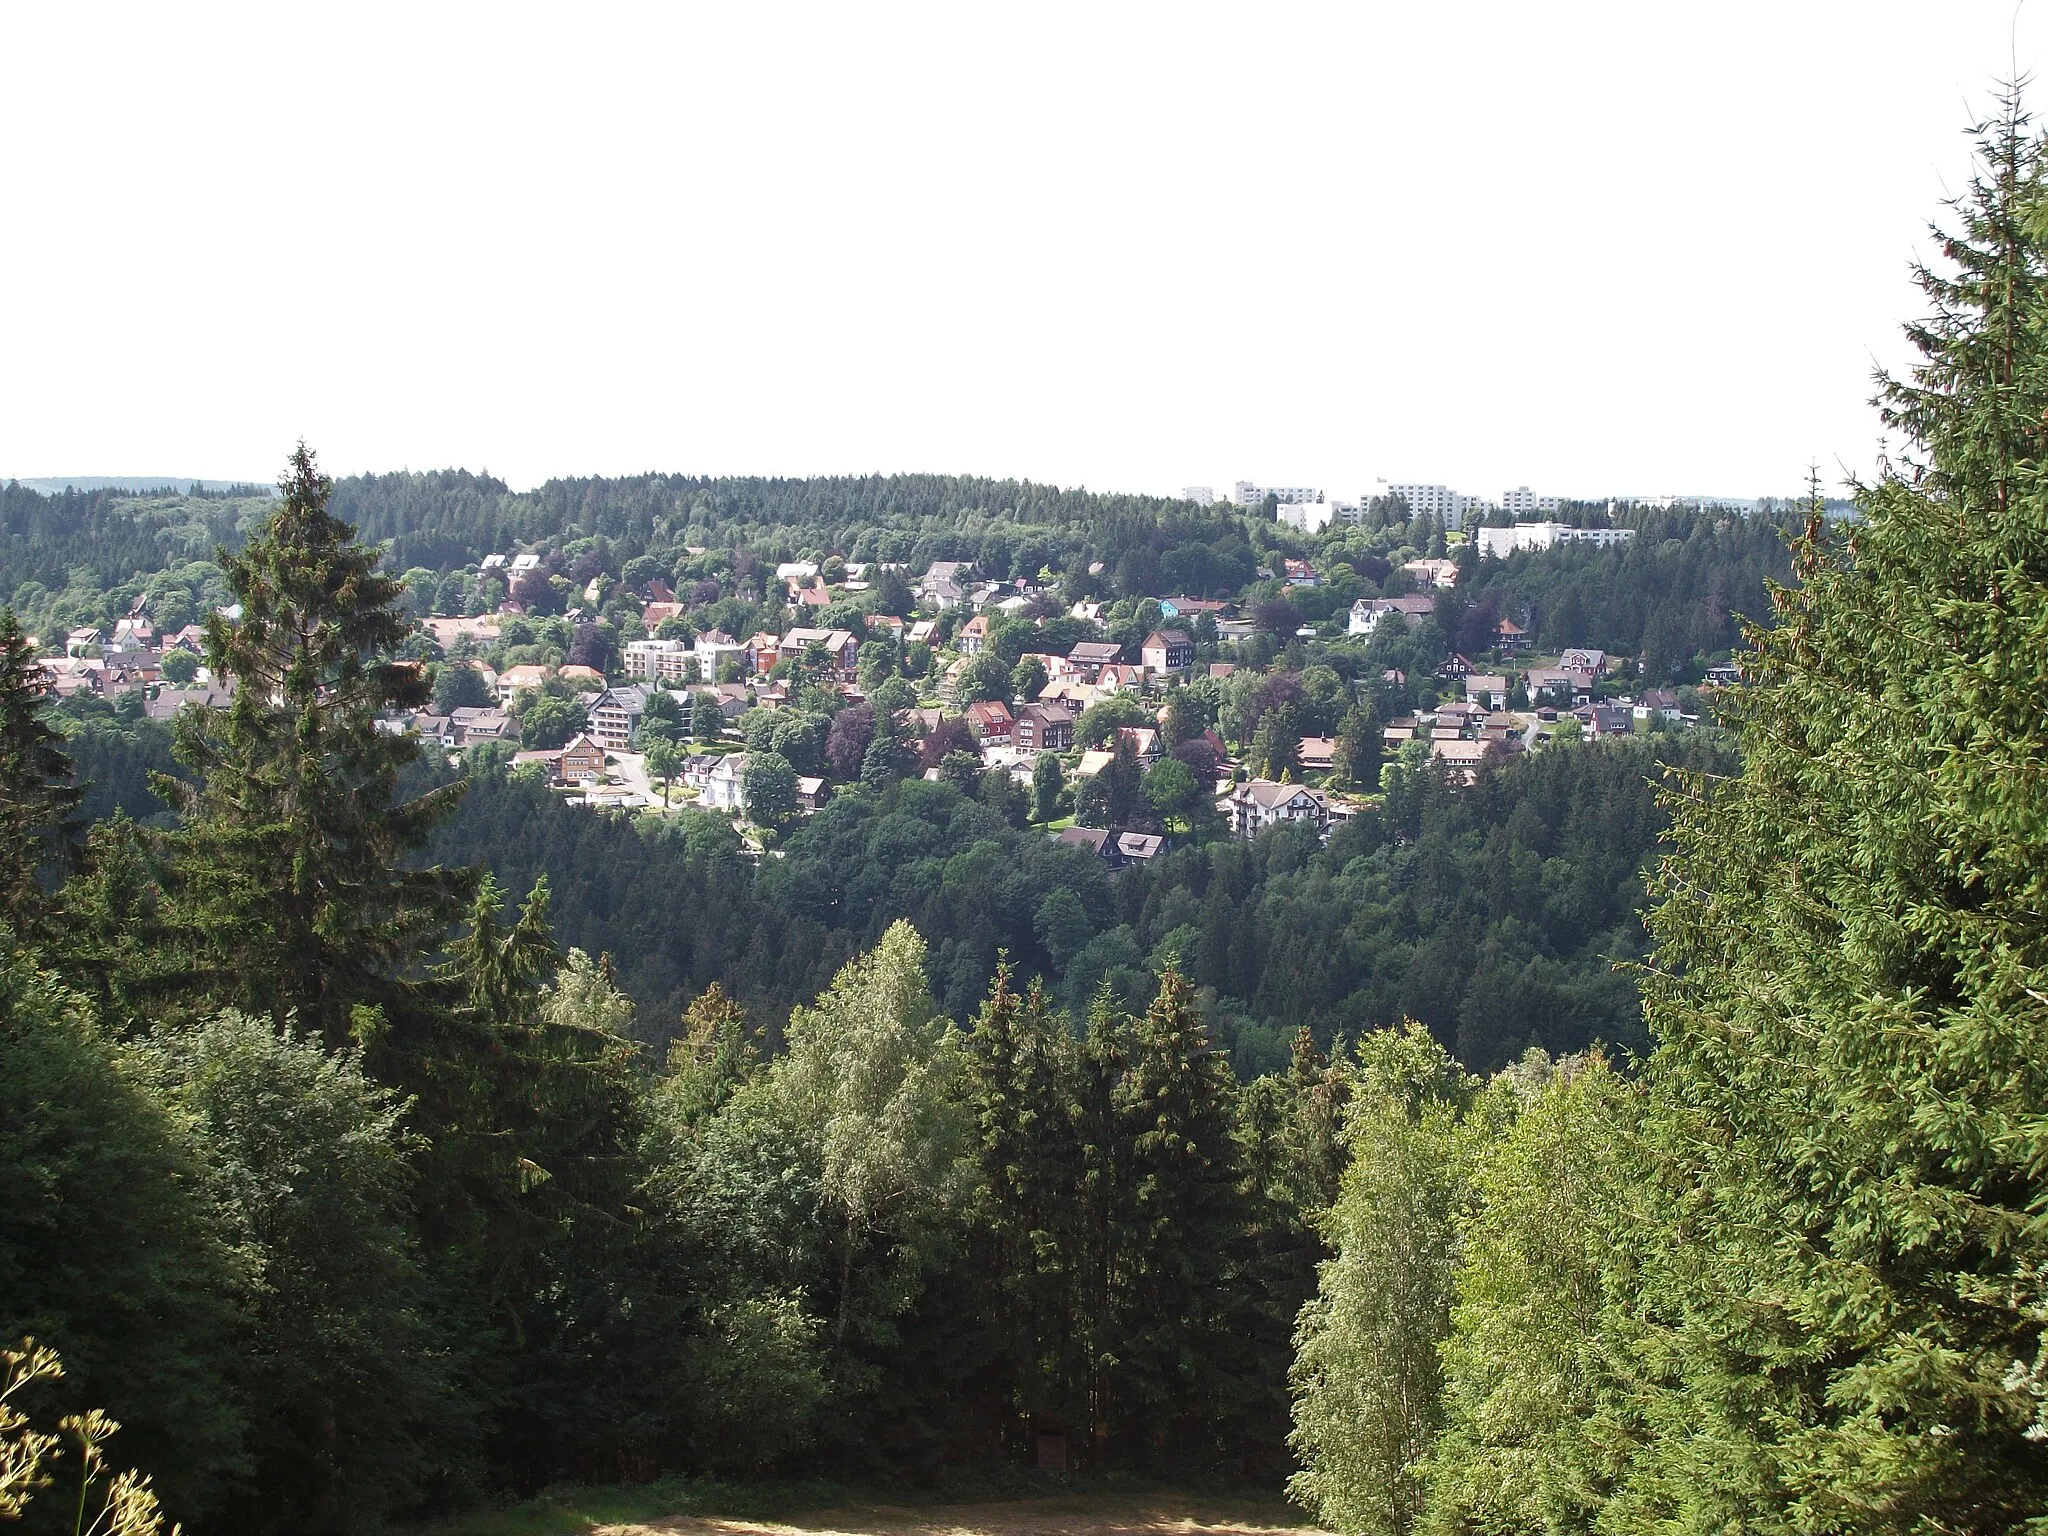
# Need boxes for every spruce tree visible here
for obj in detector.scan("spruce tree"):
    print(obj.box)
[0,610,80,937]
[1619,92,2048,1531]
[1101,966,1254,1465]
[965,965,1085,1448]
[156,444,471,1042]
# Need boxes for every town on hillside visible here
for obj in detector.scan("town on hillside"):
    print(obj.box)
[33,503,1731,859]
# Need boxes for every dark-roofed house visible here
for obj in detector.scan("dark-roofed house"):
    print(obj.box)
[1139,629,1193,676]
[1068,640,1123,668]
[1015,703,1076,752]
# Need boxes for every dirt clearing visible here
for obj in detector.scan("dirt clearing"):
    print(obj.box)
[589,1491,1324,1536]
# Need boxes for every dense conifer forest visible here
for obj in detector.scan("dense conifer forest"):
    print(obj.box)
[6,92,2048,1536]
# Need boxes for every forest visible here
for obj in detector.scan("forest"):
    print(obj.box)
[61,702,1715,1075]
[6,96,2048,1536]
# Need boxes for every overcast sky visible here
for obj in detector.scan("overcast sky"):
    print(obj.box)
[4,3,2044,501]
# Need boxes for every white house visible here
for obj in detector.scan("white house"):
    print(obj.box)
[1227,780,1330,841]
[1348,595,1437,636]
[702,752,749,813]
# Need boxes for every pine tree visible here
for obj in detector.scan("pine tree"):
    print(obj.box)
[155,445,471,1043]
[1617,91,2048,1531]
[0,610,80,936]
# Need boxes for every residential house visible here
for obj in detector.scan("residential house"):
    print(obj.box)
[1158,596,1229,620]
[1494,618,1529,653]
[509,553,542,576]
[1096,663,1146,693]
[589,685,650,750]
[1114,831,1165,865]
[1348,595,1436,636]
[795,776,827,812]
[1465,673,1511,711]
[907,620,938,647]
[1559,648,1610,675]
[1633,688,1682,723]
[1208,662,1237,679]
[781,627,859,680]
[1432,738,1494,780]
[747,632,783,675]
[1014,703,1076,752]
[964,699,1014,747]
[1227,780,1330,840]
[1588,703,1633,738]
[145,685,235,722]
[410,712,454,745]
[558,734,607,784]
[449,707,513,745]
[1298,736,1336,773]
[1074,749,1115,780]
[641,601,686,629]
[1117,726,1160,764]
[702,752,749,813]
[1055,826,1113,860]
[1282,559,1319,587]
[774,561,820,588]
[1704,662,1742,686]
[1139,628,1193,676]
[496,663,549,702]
[65,627,104,657]
[1525,666,1590,705]
[559,664,604,689]
[956,613,992,655]
[1402,557,1460,590]
[1068,640,1123,669]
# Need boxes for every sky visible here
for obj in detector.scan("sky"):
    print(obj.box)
[4,2,2045,502]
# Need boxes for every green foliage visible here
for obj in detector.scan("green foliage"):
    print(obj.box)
[154,445,472,1044]
[1599,95,2048,1531]
[0,610,80,936]
[743,750,799,828]
[1288,1025,1486,1536]
[140,1010,458,1532]
[434,661,493,713]
[0,941,245,1516]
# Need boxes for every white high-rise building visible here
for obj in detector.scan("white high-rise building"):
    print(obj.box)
[1183,485,1216,505]
[1476,522,1636,559]
[1276,501,1335,534]
[1502,486,1561,515]
[1233,481,1322,508]
[1382,483,1491,520]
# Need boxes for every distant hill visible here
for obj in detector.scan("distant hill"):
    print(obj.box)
[7,476,275,496]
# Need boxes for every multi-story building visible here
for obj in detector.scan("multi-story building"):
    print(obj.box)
[588,685,650,750]
[1014,703,1076,752]
[1232,481,1322,507]
[1476,522,1636,559]
[1276,500,1335,534]
[1501,486,1562,516]
[1382,483,1489,521]
[1140,629,1193,676]
[1227,780,1330,841]
[781,627,859,680]
[694,629,748,684]
[623,638,693,684]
